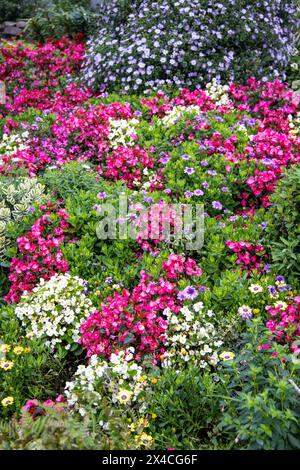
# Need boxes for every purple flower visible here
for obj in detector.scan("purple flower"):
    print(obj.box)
[200,160,208,166]
[27,207,35,213]
[202,181,209,189]
[221,186,229,192]
[184,191,194,198]
[268,285,277,296]
[184,167,195,175]
[177,286,198,301]
[212,201,223,210]
[194,189,204,196]
[160,156,170,164]
[181,154,190,160]
[97,192,107,199]
[238,306,253,320]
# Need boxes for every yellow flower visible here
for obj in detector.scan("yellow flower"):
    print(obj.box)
[0,360,14,370]
[138,417,149,427]
[0,344,10,353]
[219,351,235,361]
[151,413,157,420]
[116,389,133,404]
[1,396,14,407]
[135,432,153,446]
[151,378,158,384]
[23,347,31,354]
[253,308,260,314]
[13,346,24,355]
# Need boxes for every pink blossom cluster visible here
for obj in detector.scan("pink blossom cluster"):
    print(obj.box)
[228,78,300,207]
[0,36,85,115]
[79,254,203,361]
[132,201,185,254]
[226,240,267,274]
[265,297,300,345]
[104,146,154,187]
[23,395,65,420]
[4,204,70,303]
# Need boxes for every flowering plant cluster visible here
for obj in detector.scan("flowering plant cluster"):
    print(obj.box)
[4,203,70,303]
[80,254,202,362]
[226,240,267,274]
[84,0,299,92]
[239,276,300,352]
[64,349,150,416]
[162,304,222,369]
[15,273,94,350]
[0,341,31,413]
[0,31,300,450]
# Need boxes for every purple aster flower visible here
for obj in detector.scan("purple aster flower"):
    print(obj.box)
[221,186,229,192]
[202,181,209,189]
[184,191,194,198]
[268,285,277,296]
[160,156,170,164]
[207,170,217,176]
[238,306,253,320]
[200,160,208,166]
[228,215,238,222]
[184,167,195,175]
[177,286,198,301]
[212,201,223,210]
[97,192,107,199]
[194,189,204,196]
[181,154,190,160]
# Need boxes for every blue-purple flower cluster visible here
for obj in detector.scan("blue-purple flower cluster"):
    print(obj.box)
[84,0,299,92]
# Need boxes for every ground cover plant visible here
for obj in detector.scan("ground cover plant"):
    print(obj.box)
[0,31,299,450]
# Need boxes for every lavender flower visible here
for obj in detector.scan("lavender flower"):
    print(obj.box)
[177,286,199,301]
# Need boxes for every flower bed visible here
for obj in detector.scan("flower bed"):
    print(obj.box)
[0,37,299,450]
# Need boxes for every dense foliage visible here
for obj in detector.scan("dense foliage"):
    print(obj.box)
[0,34,299,450]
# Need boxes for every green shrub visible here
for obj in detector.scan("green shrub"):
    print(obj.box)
[148,367,225,449]
[217,320,300,450]
[25,0,98,41]
[0,305,70,419]
[265,167,300,282]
